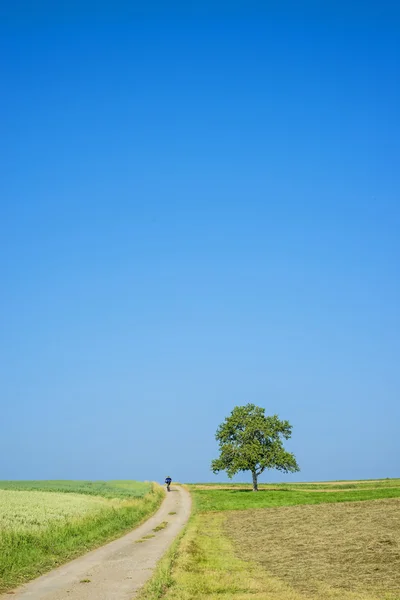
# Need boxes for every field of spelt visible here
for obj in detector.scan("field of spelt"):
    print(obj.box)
[0,490,117,532]
[0,480,163,593]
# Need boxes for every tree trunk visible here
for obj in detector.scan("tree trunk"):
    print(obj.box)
[252,470,258,492]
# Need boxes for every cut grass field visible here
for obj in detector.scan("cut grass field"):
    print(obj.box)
[228,499,400,599]
[0,480,163,593]
[139,478,400,600]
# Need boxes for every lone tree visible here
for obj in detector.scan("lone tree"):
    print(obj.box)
[211,403,300,491]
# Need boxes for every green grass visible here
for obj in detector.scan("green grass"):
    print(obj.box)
[190,478,400,489]
[0,482,164,593]
[136,523,187,600]
[190,485,400,511]
[139,507,400,600]
[153,521,168,532]
[139,479,400,600]
[137,512,306,600]
[0,480,151,499]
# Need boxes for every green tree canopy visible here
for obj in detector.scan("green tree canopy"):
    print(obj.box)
[211,403,300,491]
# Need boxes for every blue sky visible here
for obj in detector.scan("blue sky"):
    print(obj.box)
[1,5,399,484]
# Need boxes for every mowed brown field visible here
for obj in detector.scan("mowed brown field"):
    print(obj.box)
[227,498,400,599]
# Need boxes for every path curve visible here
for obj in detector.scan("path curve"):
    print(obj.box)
[2,486,191,600]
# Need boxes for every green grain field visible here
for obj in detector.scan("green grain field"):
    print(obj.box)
[0,479,151,498]
[0,480,163,593]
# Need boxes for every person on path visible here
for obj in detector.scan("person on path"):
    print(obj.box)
[165,476,172,491]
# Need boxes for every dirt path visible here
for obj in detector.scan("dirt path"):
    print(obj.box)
[2,486,191,600]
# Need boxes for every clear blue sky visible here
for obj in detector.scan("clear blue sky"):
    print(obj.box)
[1,4,399,484]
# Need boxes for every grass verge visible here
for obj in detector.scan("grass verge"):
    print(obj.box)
[136,523,187,599]
[137,511,310,600]
[0,483,164,593]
